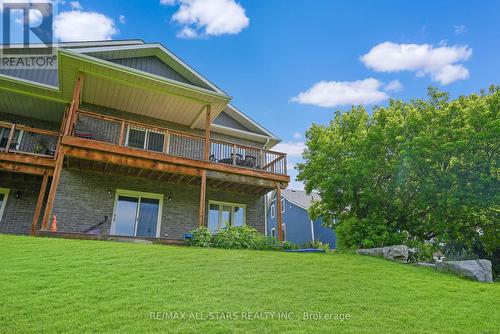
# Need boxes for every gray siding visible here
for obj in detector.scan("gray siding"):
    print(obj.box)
[51,169,265,239]
[213,111,251,132]
[0,68,58,87]
[109,56,193,86]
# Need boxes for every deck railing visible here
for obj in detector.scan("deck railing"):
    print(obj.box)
[0,121,59,158]
[72,111,287,175]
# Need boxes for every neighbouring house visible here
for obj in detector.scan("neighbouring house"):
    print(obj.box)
[0,40,289,242]
[267,189,336,248]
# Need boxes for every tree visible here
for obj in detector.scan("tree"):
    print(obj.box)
[297,87,499,256]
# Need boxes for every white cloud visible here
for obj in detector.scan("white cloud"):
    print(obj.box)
[361,41,472,85]
[54,11,118,41]
[69,1,82,10]
[384,79,403,92]
[273,141,306,157]
[119,15,126,24]
[454,24,467,35]
[161,0,249,37]
[177,26,198,39]
[292,78,389,108]
[292,132,302,140]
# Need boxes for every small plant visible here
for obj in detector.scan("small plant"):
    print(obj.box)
[189,226,212,247]
[304,240,331,252]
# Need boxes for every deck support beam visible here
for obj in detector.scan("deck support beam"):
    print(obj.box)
[198,170,207,227]
[204,104,211,161]
[41,147,65,230]
[276,183,283,243]
[30,173,49,236]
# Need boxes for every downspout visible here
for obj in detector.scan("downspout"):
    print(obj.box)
[264,193,268,236]
[263,138,270,150]
[310,220,315,242]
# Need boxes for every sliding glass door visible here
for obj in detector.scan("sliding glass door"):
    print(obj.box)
[111,190,163,238]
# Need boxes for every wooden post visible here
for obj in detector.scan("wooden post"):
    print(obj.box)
[232,144,237,166]
[41,147,65,230]
[276,184,283,243]
[5,123,16,153]
[119,121,125,145]
[64,73,85,136]
[198,170,207,227]
[30,173,49,236]
[204,105,211,161]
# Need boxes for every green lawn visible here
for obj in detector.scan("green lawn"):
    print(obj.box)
[0,235,498,333]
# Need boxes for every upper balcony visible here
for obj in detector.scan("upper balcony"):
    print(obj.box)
[0,120,59,175]
[66,110,287,176]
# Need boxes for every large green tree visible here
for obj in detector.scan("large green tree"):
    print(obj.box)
[297,87,499,253]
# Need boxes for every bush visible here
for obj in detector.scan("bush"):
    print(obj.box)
[188,225,282,251]
[335,216,406,250]
[189,226,212,247]
[405,239,437,263]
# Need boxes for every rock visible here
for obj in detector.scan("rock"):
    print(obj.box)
[414,262,436,268]
[357,247,383,256]
[436,259,493,283]
[357,245,409,262]
[382,245,409,262]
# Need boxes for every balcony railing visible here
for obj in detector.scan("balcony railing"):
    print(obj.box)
[0,121,59,157]
[72,111,287,175]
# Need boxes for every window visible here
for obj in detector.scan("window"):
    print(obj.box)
[281,198,285,213]
[282,223,286,241]
[0,188,9,223]
[271,228,276,238]
[270,204,275,218]
[0,128,23,151]
[126,126,165,152]
[207,201,246,233]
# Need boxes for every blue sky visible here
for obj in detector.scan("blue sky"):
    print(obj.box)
[5,0,500,189]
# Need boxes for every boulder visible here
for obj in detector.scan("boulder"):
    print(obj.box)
[436,259,493,283]
[381,245,409,262]
[357,247,383,256]
[357,245,409,262]
[414,262,436,269]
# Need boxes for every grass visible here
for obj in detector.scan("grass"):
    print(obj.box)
[0,235,498,334]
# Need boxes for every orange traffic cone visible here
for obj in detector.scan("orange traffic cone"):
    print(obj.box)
[50,215,57,232]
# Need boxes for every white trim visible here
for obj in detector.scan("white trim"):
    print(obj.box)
[281,223,286,242]
[270,227,276,239]
[270,203,276,218]
[208,200,247,232]
[0,188,9,223]
[310,220,315,242]
[280,198,285,213]
[111,189,164,238]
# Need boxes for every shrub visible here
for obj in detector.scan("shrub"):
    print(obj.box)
[335,216,406,250]
[189,226,212,247]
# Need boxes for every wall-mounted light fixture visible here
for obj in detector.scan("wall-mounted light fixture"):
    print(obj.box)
[167,193,173,201]
[15,191,21,199]
[107,189,112,197]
